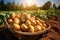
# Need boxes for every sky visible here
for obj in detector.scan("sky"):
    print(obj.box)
[1,0,60,7]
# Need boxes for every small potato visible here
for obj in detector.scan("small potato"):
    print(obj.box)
[13,24,20,31]
[15,14,21,18]
[11,12,16,19]
[14,18,20,24]
[26,20,31,25]
[26,14,31,19]
[42,27,46,30]
[35,25,42,31]
[20,17,26,23]
[28,25,34,32]
[43,23,47,27]
[36,20,43,26]
[31,16,36,24]
[8,19,13,23]
[35,17,43,23]
[21,24,28,31]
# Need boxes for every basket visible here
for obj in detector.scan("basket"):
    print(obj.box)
[0,15,51,40]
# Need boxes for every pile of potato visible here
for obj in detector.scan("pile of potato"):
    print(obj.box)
[7,12,47,32]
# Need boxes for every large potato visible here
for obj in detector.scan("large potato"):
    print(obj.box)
[26,20,31,25]
[28,25,34,32]
[13,23,20,31]
[14,18,20,24]
[21,24,28,31]
[36,25,42,31]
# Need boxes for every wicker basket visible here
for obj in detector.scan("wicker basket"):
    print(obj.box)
[4,17,51,40]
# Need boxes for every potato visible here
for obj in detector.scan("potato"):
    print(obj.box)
[26,20,31,25]
[35,17,43,23]
[21,24,28,31]
[11,12,16,19]
[13,24,20,31]
[14,18,20,24]
[42,27,46,30]
[31,16,36,24]
[28,25,34,32]
[36,25,42,31]
[43,23,47,27]
[36,20,43,26]
[15,14,21,18]
[8,19,13,23]
[26,14,31,19]
[20,16,26,23]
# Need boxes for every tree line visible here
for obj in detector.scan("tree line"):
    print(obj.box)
[0,0,60,11]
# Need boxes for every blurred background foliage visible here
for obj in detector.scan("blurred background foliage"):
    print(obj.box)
[0,0,60,11]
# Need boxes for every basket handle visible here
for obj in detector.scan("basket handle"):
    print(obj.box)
[0,15,5,25]
[0,15,10,28]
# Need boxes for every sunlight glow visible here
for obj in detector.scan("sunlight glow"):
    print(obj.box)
[24,0,35,6]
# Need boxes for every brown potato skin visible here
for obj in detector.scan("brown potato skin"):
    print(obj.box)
[15,14,21,18]
[14,18,20,24]
[26,20,31,25]
[21,24,28,31]
[8,13,47,32]
[8,19,13,23]
[13,23,20,31]
[28,25,34,32]
[20,17,26,23]
[11,13,16,19]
